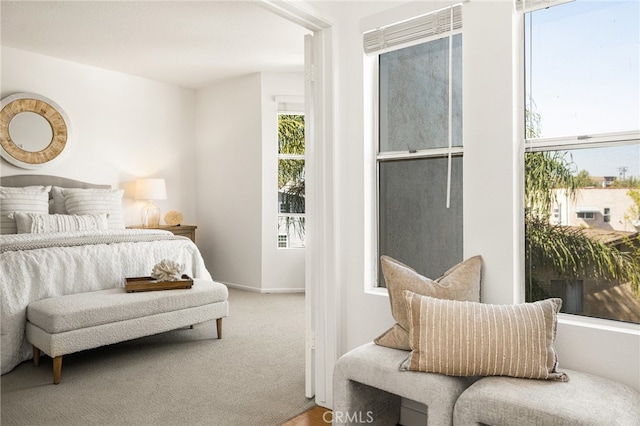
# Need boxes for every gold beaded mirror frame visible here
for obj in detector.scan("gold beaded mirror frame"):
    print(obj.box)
[0,93,71,169]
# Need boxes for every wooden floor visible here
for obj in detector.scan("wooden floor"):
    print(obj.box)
[282,406,332,425]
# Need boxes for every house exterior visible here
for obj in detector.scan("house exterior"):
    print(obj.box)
[542,187,640,322]
[553,188,640,232]
[532,227,640,323]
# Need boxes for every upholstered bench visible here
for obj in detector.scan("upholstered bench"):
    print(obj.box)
[453,369,640,426]
[26,279,228,384]
[333,342,478,426]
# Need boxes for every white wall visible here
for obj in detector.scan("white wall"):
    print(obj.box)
[0,47,197,228]
[261,72,306,292]
[195,72,305,292]
[309,0,640,396]
[2,47,306,293]
[195,74,263,290]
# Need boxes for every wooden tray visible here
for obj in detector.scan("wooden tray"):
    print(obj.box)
[125,275,193,293]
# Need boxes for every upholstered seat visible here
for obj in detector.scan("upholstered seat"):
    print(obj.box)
[26,279,228,384]
[333,342,478,426]
[453,369,640,425]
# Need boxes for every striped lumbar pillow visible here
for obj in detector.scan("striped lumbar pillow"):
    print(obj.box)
[401,291,569,381]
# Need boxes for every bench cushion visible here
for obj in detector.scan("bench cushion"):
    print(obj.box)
[27,279,228,333]
[334,342,478,426]
[453,368,640,425]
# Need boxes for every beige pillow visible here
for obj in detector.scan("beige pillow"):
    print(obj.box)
[374,255,482,350]
[401,292,569,382]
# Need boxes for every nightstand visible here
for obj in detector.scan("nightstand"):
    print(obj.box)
[128,225,197,243]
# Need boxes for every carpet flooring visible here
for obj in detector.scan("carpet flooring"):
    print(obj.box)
[1,288,314,426]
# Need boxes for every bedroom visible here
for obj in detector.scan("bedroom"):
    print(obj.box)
[2,0,639,425]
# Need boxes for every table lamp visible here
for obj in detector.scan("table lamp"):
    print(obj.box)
[135,178,167,227]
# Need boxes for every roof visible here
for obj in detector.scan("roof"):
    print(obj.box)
[578,228,639,245]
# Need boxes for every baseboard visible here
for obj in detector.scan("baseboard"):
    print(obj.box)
[223,282,305,294]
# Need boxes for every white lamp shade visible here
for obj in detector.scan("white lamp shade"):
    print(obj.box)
[135,178,167,200]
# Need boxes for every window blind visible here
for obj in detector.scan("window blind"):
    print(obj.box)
[275,95,304,113]
[515,0,574,13]
[363,4,462,55]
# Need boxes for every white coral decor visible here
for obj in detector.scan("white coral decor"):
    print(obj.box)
[150,259,185,281]
[164,210,183,226]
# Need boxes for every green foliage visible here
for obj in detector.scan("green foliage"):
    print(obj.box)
[526,216,640,295]
[525,104,542,139]
[626,188,640,222]
[278,114,306,214]
[524,151,578,221]
[611,176,640,189]
[278,115,305,155]
[525,152,640,298]
[574,170,598,188]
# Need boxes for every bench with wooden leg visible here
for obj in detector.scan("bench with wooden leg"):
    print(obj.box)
[26,279,228,384]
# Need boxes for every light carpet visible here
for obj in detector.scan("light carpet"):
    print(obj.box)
[1,288,314,426]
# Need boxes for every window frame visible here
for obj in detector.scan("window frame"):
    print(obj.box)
[522,0,640,324]
[365,5,464,288]
[276,110,306,250]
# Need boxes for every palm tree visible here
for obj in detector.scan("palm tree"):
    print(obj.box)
[278,114,305,244]
[524,134,640,302]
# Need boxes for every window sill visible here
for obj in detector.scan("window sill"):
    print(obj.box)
[363,288,640,336]
[557,313,640,336]
[365,286,389,298]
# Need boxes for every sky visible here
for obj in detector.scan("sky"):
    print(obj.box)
[526,0,639,178]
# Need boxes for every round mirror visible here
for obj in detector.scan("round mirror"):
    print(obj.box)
[0,93,71,169]
[8,112,54,152]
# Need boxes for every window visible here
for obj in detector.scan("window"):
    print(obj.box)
[524,0,640,324]
[277,113,305,248]
[368,4,463,286]
[550,280,584,314]
[576,211,594,220]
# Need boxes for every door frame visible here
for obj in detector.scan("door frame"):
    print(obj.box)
[259,0,337,408]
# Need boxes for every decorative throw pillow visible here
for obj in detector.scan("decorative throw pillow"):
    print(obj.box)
[63,189,125,229]
[0,186,51,234]
[50,186,68,214]
[401,292,569,382]
[374,255,482,350]
[51,187,118,214]
[14,212,109,234]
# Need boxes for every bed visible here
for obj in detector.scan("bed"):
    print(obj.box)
[0,175,214,375]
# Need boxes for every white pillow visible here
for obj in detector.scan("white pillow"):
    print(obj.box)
[0,186,51,234]
[14,212,110,234]
[51,187,117,214]
[50,186,68,214]
[63,189,125,229]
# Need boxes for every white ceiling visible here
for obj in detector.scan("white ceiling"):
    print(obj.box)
[1,0,311,89]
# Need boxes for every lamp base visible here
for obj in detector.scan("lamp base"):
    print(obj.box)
[141,201,161,227]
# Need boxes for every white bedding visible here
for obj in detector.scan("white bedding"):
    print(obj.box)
[0,229,213,375]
